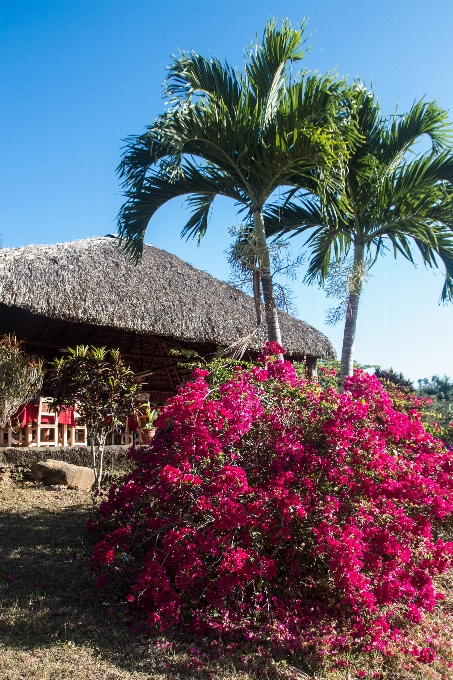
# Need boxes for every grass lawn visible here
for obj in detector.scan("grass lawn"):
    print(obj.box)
[1,477,452,680]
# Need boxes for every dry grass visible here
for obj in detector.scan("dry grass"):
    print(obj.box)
[0,479,305,680]
[1,476,453,680]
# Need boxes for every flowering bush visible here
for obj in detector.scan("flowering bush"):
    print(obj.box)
[89,343,453,662]
[370,367,453,447]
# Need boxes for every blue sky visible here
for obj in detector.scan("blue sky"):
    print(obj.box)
[1,0,452,382]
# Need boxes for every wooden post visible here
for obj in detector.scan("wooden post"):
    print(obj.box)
[306,356,318,379]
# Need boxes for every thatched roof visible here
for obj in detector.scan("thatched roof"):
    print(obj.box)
[0,236,335,359]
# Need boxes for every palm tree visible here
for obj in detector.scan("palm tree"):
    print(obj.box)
[117,19,355,344]
[264,86,453,377]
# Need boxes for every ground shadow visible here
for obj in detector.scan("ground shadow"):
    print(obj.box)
[0,488,244,679]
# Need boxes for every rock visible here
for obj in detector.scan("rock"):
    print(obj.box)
[0,464,12,486]
[30,459,95,490]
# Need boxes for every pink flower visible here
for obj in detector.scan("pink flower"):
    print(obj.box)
[262,341,285,356]
[96,573,108,588]
[89,345,453,662]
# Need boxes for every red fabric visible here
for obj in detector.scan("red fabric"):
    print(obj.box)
[12,403,76,428]
[14,403,38,428]
[127,416,138,433]
[58,407,76,426]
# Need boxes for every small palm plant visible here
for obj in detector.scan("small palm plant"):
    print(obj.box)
[141,404,159,430]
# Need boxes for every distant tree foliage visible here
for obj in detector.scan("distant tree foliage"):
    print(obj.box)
[418,374,453,402]
[374,367,415,394]
[418,375,453,448]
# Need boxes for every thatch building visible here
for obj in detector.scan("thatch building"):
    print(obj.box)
[0,236,335,401]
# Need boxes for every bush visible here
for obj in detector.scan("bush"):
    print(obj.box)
[417,375,453,449]
[374,367,415,394]
[89,343,453,662]
[0,334,43,428]
[48,346,141,489]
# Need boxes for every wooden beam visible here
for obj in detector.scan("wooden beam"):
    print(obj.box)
[39,318,54,342]
[135,363,190,379]
[20,337,181,361]
[11,308,26,333]
[306,356,318,378]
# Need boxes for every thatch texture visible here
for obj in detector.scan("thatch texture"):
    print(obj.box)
[0,237,335,359]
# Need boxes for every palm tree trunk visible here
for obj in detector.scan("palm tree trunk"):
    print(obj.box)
[340,243,365,380]
[252,210,282,345]
[252,269,262,326]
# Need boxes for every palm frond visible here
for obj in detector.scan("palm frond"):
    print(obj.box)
[181,193,216,243]
[117,133,153,191]
[352,83,383,152]
[245,18,307,105]
[263,195,325,239]
[367,152,453,239]
[118,162,248,262]
[164,51,242,111]
[406,227,453,303]
[252,74,355,200]
[117,113,189,190]
[263,187,351,242]
[381,99,452,165]
[434,229,453,302]
[303,224,352,284]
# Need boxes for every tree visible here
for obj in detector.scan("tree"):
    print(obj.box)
[225,224,305,320]
[265,86,453,378]
[48,346,141,490]
[0,334,44,428]
[374,367,415,393]
[418,374,453,447]
[418,374,453,402]
[117,19,355,344]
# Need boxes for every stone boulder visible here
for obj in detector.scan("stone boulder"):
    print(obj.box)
[30,459,95,490]
[0,464,12,486]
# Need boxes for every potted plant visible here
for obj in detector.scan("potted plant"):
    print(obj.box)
[139,403,159,444]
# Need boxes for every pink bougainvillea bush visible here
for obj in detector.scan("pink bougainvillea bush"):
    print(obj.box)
[89,343,453,662]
